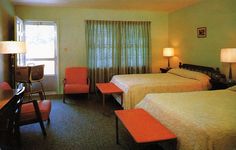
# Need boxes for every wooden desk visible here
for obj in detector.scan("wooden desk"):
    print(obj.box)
[0,88,20,148]
[0,89,18,110]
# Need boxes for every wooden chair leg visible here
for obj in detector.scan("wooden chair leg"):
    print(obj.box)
[33,101,47,136]
[47,118,50,125]
[63,94,65,103]
[39,81,46,99]
[14,125,21,146]
[39,120,47,136]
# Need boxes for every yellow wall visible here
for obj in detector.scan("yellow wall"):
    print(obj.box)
[0,1,14,82]
[169,0,236,80]
[15,6,169,92]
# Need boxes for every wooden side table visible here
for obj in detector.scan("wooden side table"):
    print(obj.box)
[96,83,123,107]
[160,68,171,73]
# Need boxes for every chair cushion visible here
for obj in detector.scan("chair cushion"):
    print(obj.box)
[20,100,51,122]
[64,84,89,94]
[65,67,88,84]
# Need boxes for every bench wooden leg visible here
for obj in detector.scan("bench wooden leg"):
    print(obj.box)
[102,94,105,107]
[116,116,119,144]
[171,138,177,150]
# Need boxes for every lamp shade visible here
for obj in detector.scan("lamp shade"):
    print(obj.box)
[220,48,236,63]
[163,48,174,57]
[0,41,26,54]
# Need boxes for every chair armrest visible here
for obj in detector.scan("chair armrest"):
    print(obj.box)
[25,90,45,100]
[22,99,38,104]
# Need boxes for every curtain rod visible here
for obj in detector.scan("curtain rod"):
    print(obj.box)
[85,20,151,23]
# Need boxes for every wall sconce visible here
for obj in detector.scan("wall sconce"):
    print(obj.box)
[0,41,26,86]
[163,47,174,69]
[220,48,236,82]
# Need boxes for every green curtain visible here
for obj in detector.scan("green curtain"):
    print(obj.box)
[85,20,151,92]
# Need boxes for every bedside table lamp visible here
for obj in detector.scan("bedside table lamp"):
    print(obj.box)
[163,48,174,69]
[0,41,26,86]
[220,48,236,82]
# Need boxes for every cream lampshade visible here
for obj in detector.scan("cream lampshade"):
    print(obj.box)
[0,41,26,54]
[163,48,174,68]
[0,41,26,87]
[220,48,236,81]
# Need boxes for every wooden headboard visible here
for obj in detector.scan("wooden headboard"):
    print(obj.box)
[179,62,225,80]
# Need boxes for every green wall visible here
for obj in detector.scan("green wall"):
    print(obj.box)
[15,0,236,92]
[0,0,14,82]
[169,0,236,79]
[15,6,169,93]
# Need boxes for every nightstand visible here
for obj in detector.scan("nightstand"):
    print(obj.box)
[210,79,236,90]
[160,68,171,73]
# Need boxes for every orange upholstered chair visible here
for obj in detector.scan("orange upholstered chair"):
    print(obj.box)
[63,67,90,103]
[19,90,51,136]
[0,82,51,137]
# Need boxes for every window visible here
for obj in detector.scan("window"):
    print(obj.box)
[25,21,57,75]
[86,20,151,91]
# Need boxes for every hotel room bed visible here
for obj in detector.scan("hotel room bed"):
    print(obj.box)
[136,87,236,150]
[110,64,218,109]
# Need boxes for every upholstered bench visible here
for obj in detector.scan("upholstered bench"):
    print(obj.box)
[115,108,177,149]
[96,83,123,107]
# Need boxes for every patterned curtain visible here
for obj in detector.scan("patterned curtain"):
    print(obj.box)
[85,20,151,92]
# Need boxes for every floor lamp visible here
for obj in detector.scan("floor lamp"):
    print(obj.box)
[163,48,174,69]
[220,48,236,82]
[0,41,26,87]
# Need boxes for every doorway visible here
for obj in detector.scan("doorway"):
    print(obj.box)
[24,21,58,93]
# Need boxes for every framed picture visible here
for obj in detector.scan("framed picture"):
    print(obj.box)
[197,27,207,38]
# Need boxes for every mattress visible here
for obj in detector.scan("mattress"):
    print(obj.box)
[110,69,211,109]
[136,89,236,150]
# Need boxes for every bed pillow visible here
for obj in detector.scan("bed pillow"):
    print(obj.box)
[228,85,236,91]
[168,68,210,82]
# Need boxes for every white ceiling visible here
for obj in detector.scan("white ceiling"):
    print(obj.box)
[11,0,204,12]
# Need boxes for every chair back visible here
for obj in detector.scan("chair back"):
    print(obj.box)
[15,65,44,83]
[65,67,88,84]
[30,65,44,82]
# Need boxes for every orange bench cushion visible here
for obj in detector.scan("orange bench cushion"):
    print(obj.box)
[96,83,123,94]
[20,100,51,122]
[115,108,176,143]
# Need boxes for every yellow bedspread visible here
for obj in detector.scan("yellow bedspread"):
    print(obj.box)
[111,72,210,109]
[136,89,236,150]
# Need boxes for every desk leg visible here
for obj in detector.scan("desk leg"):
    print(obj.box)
[95,87,98,97]
[116,116,119,144]
[102,94,105,107]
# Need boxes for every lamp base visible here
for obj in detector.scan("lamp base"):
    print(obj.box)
[10,54,16,88]
[167,57,171,69]
[228,63,232,82]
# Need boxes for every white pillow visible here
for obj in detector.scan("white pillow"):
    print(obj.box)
[168,68,210,81]
[228,85,236,91]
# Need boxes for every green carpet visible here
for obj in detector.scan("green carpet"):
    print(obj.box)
[17,94,164,150]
